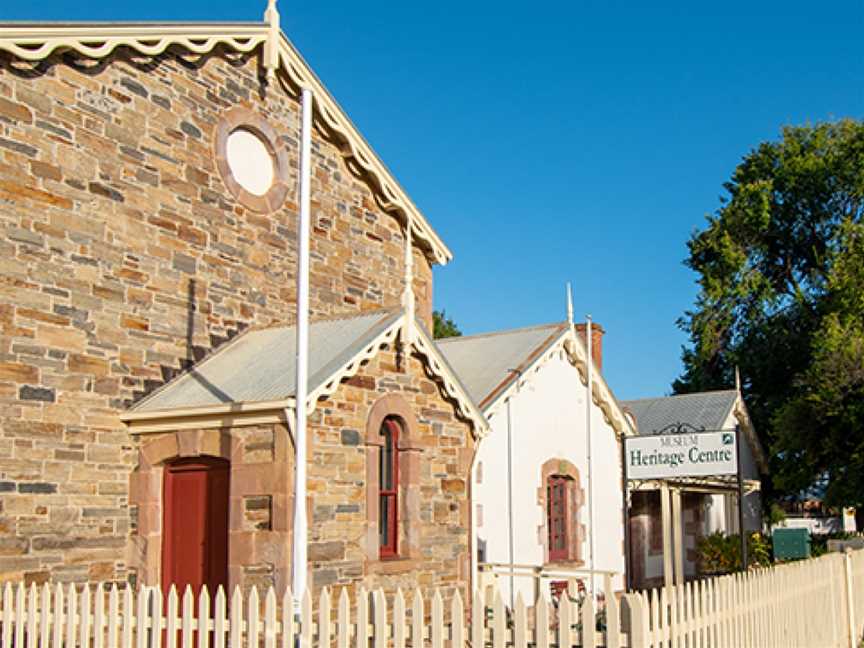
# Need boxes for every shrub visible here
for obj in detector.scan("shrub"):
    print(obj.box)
[697,531,772,575]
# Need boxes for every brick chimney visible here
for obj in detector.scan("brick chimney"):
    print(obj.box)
[575,322,605,372]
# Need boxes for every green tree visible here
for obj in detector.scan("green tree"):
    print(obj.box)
[773,222,864,506]
[675,119,864,505]
[433,310,462,339]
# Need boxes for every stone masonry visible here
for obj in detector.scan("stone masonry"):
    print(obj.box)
[124,339,476,604]
[0,45,437,584]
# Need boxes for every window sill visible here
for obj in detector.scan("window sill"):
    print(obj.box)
[366,557,420,575]
[543,559,586,570]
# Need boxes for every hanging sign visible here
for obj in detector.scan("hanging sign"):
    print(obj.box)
[624,430,738,480]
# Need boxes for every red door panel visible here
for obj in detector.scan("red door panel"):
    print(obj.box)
[162,458,229,597]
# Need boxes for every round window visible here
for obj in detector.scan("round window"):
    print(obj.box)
[225,128,275,196]
[214,108,289,213]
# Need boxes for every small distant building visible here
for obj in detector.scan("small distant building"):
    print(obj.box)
[622,389,768,589]
[438,317,632,602]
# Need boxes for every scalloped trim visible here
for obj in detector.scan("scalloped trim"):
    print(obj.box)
[483,328,633,439]
[302,314,488,440]
[412,327,489,439]
[0,23,451,265]
[305,319,402,409]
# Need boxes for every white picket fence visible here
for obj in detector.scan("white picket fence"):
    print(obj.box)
[625,548,864,647]
[2,549,864,648]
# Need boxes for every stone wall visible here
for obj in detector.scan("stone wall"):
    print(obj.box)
[307,344,475,604]
[0,45,437,583]
[130,423,292,594]
[124,340,475,602]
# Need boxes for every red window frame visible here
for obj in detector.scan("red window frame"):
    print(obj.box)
[379,418,400,559]
[547,475,570,562]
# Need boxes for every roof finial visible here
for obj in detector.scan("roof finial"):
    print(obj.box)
[566,282,574,325]
[263,0,280,81]
[735,365,741,392]
[402,218,416,346]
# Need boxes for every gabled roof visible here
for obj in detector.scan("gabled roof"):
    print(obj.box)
[622,390,739,436]
[130,309,402,413]
[122,308,490,438]
[622,390,769,473]
[0,9,452,265]
[436,323,567,408]
[436,321,634,436]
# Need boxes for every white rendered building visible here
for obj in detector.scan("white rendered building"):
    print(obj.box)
[438,315,634,605]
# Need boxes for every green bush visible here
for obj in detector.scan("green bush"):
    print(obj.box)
[697,531,772,575]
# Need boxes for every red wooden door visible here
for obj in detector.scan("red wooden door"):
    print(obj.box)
[162,458,229,596]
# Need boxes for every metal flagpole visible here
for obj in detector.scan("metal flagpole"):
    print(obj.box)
[621,436,631,591]
[292,86,313,611]
[586,315,596,593]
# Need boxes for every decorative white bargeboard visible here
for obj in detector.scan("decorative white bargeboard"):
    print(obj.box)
[625,430,738,480]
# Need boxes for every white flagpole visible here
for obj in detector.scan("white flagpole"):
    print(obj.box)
[292,86,313,610]
[585,314,596,593]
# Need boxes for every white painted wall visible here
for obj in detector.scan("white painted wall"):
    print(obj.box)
[474,349,626,604]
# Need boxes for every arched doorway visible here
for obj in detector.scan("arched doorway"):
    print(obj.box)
[161,457,229,595]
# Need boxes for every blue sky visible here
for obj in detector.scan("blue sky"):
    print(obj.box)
[6,1,863,398]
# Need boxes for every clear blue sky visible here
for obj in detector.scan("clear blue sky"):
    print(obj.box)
[6,1,863,398]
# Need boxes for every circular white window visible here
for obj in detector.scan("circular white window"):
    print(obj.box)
[225,128,275,197]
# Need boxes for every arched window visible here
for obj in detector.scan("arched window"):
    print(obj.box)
[379,417,400,558]
[547,474,572,561]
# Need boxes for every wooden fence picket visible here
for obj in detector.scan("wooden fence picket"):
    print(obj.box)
[557,587,571,648]
[451,590,465,648]
[337,588,350,648]
[534,591,549,648]
[299,589,312,648]
[430,590,443,648]
[280,589,293,648]
[580,592,595,648]
[213,587,227,648]
[182,587,195,648]
[491,589,505,648]
[248,587,260,648]
[52,583,65,648]
[392,589,405,648]
[409,589,420,648]
[373,589,386,648]
[165,586,178,648]
[108,585,119,648]
[604,580,620,648]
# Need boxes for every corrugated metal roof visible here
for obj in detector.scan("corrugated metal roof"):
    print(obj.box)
[435,322,567,407]
[132,309,402,412]
[621,390,739,435]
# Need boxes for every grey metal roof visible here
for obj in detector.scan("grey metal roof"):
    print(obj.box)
[435,322,567,408]
[132,309,402,412]
[621,390,739,435]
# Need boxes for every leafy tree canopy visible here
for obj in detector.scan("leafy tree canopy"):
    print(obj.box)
[433,310,462,339]
[675,119,864,507]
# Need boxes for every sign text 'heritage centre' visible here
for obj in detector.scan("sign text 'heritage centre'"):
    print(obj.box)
[625,430,738,480]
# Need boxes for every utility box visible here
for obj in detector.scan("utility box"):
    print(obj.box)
[773,528,811,560]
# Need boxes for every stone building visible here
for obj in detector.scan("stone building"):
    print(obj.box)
[0,4,486,599]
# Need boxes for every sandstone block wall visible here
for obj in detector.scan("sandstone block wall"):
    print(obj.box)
[130,423,293,594]
[0,46,436,583]
[308,345,474,604]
